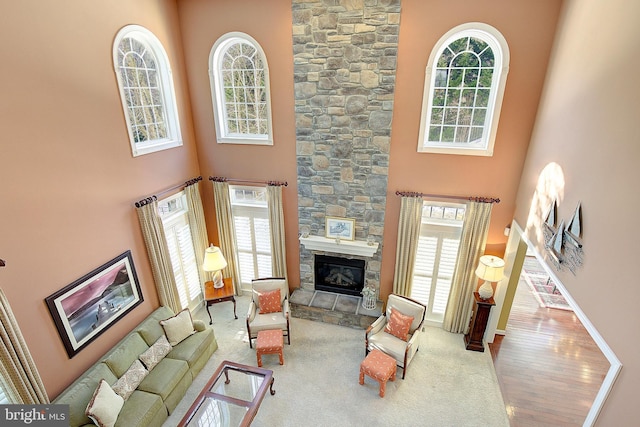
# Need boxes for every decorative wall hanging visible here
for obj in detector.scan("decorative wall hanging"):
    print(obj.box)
[563,202,583,271]
[45,250,143,358]
[543,198,557,244]
[545,202,583,275]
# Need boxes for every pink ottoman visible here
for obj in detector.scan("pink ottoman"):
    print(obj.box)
[359,349,397,397]
[256,329,284,367]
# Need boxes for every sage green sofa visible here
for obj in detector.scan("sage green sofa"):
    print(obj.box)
[53,306,218,427]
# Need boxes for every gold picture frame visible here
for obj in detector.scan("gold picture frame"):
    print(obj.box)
[325,217,355,241]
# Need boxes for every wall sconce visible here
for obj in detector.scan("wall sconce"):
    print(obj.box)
[203,244,227,289]
[475,255,505,300]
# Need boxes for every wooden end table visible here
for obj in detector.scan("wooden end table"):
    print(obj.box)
[178,360,275,427]
[204,277,237,324]
[464,292,495,352]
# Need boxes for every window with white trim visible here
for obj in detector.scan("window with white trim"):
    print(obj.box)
[209,33,273,145]
[418,23,509,156]
[229,186,272,288]
[113,25,182,157]
[411,202,465,324]
[0,381,9,404]
[158,192,201,311]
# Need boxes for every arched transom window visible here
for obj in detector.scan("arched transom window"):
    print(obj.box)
[209,33,273,145]
[113,25,182,157]
[418,23,509,156]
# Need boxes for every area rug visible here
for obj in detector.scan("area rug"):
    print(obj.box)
[522,256,571,311]
[164,295,509,427]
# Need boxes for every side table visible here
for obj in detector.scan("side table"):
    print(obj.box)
[464,292,495,352]
[204,277,237,324]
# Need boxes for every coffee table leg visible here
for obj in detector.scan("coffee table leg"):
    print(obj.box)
[269,377,276,395]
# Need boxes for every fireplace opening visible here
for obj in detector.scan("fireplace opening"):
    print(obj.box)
[314,255,365,296]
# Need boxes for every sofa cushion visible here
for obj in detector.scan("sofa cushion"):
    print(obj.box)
[167,327,214,370]
[103,333,150,378]
[53,362,118,427]
[112,360,148,400]
[85,379,124,427]
[137,357,189,401]
[114,390,166,427]
[160,309,196,346]
[139,335,172,371]
[136,306,176,346]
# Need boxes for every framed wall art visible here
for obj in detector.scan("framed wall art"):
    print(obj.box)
[325,217,356,241]
[45,250,143,358]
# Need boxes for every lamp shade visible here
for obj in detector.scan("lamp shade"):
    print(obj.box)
[203,245,227,272]
[475,255,505,282]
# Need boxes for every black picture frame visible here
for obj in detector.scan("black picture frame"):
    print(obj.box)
[45,250,143,358]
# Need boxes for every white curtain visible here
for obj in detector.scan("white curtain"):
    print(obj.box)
[212,181,241,294]
[267,184,288,279]
[392,195,424,296]
[0,288,49,404]
[184,180,209,289]
[136,199,182,313]
[443,201,493,333]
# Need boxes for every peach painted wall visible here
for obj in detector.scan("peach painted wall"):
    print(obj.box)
[513,0,640,423]
[380,0,563,298]
[0,0,199,397]
[176,0,300,286]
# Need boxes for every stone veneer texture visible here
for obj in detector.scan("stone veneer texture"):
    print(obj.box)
[292,0,401,293]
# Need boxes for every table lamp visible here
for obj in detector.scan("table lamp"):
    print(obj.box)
[203,244,228,288]
[475,255,505,300]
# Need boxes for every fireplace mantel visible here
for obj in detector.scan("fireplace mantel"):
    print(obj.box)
[299,235,379,257]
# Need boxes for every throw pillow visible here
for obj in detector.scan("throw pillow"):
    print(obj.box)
[160,308,196,346]
[384,307,414,341]
[258,288,282,314]
[85,379,124,427]
[112,359,148,400]
[139,335,172,371]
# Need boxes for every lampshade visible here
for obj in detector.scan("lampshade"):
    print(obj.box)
[475,255,505,300]
[475,255,505,282]
[203,245,227,272]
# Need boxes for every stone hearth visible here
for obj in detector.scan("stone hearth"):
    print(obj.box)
[290,289,382,329]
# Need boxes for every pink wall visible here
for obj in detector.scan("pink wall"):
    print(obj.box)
[513,0,640,423]
[7,0,635,422]
[176,0,300,284]
[0,0,200,396]
[380,0,562,298]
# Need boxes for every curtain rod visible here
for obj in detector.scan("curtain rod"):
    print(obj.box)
[209,176,288,187]
[395,190,500,204]
[134,176,203,208]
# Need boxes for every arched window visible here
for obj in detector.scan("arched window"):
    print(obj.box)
[418,23,509,156]
[113,25,182,157]
[209,33,273,145]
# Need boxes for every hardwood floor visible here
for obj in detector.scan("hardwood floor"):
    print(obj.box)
[489,260,610,426]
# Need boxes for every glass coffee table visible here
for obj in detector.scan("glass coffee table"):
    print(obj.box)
[178,360,275,427]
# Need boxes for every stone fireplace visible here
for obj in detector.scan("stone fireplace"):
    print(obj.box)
[314,254,365,296]
[293,0,400,296]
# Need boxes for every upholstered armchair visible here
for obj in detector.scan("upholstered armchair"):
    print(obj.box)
[246,278,291,348]
[365,294,426,379]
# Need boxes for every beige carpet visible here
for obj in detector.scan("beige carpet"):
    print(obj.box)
[164,295,509,427]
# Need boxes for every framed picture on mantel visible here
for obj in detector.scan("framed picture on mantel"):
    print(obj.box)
[325,217,355,241]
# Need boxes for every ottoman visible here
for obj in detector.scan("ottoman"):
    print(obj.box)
[256,329,284,367]
[359,349,397,397]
